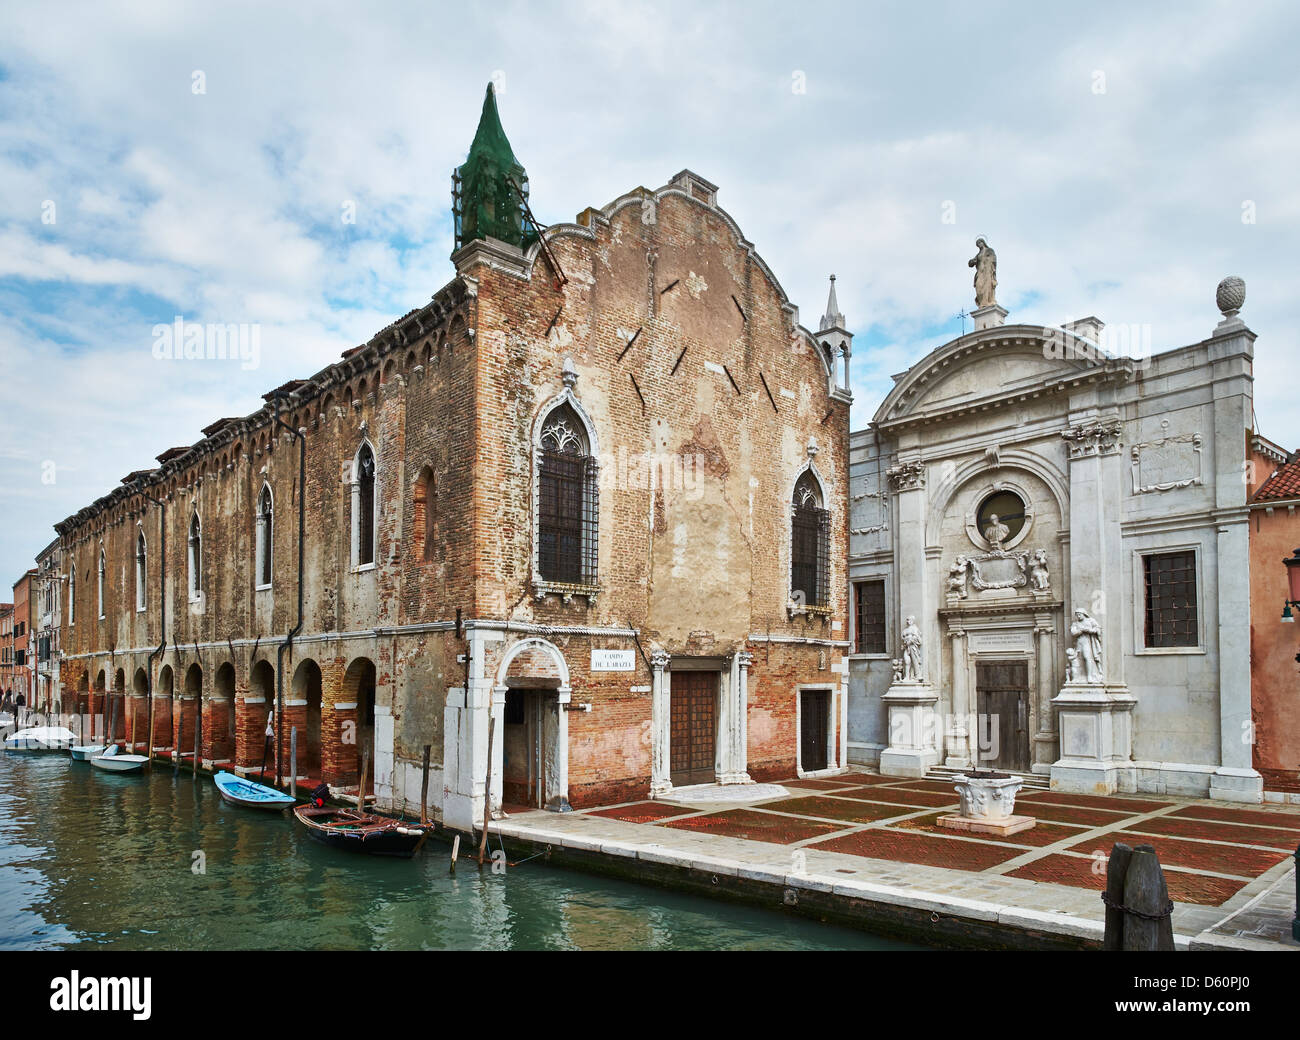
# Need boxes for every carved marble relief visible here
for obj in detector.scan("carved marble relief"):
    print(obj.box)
[1130,419,1203,494]
[944,548,1051,597]
[1062,418,1123,459]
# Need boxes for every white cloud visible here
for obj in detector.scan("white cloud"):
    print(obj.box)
[0,0,1298,584]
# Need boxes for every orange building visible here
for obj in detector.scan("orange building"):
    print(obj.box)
[1247,434,1300,794]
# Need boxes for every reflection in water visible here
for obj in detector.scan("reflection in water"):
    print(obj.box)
[0,754,909,951]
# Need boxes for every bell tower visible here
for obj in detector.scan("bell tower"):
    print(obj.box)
[814,274,852,393]
[452,83,537,254]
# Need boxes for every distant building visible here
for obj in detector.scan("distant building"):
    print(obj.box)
[0,603,13,701]
[11,570,34,716]
[848,274,1261,802]
[34,538,62,715]
[1246,436,1300,793]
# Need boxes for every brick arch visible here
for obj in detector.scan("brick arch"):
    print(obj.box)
[494,638,571,690]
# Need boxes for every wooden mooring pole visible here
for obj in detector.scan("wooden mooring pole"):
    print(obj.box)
[289,726,298,799]
[358,748,370,811]
[1103,841,1175,950]
[420,745,431,825]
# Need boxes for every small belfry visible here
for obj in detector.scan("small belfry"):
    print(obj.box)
[814,274,852,393]
[452,83,536,253]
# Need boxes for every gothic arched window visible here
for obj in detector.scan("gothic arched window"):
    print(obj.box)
[68,562,75,626]
[188,513,202,600]
[791,471,829,608]
[135,530,147,611]
[537,404,597,586]
[414,467,435,563]
[97,547,106,619]
[256,485,274,587]
[352,443,377,568]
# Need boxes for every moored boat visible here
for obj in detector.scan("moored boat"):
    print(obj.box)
[89,743,150,773]
[3,726,77,752]
[70,744,107,762]
[293,804,432,858]
[214,770,294,810]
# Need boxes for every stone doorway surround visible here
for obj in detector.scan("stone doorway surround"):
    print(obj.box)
[650,650,754,799]
[939,601,1062,774]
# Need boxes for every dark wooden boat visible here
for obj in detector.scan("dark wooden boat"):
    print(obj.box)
[293,804,432,858]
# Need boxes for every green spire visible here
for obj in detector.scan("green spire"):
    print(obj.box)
[453,84,537,252]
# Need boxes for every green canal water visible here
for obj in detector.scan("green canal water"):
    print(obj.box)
[0,752,909,951]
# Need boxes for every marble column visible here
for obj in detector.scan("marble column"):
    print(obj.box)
[945,629,972,769]
[718,651,752,785]
[650,650,672,797]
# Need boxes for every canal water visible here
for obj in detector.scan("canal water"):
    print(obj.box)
[0,752,909,951]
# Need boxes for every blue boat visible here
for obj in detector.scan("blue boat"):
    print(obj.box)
[213,770,295,810]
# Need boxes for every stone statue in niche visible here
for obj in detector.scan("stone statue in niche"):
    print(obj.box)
[1064,648,1078,684]
[983,513,1010,551]
[901,615,924,682]
[968,237,998,308]
[946,556,969,598]
[1070,608,1104,683]
[1028,549,1050,591]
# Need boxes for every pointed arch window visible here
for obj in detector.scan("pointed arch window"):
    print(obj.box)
[68,562,75,626]
[97,548,105,619]
[791,471,829,609]
[537,403,598,586]
[188,513,203,601]
[351,443,377,568]
[256,485,274,588]
[135,530,147,612]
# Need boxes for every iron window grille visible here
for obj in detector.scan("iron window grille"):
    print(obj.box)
[792,503,830,608]
[1143,549,1198,648]
[538,448,598,586]
[854,580,887,654]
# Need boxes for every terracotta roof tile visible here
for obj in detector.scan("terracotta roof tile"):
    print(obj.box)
[1254,458,1300,502]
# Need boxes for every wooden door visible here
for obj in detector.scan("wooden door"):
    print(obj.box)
[670,671,717,786]
[976,660,1029,772]
[800,689,830,772]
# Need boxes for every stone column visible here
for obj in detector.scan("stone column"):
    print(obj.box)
[1052,416,1136,795]
[1032,622,1057,773]
[442,628,503,830]
[945,629,972,769]
[717,651,752,785]
[550,686,572,811]
[879,459,941,777]
[650,650,672,797]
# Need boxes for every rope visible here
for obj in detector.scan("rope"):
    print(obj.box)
[1101,890,1174,920]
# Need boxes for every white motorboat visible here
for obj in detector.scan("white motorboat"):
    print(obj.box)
[70,744,108,762]
[89,743,150,773]
[3,726,77,752]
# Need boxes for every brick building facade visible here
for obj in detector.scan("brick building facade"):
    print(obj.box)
[50,86,852,826]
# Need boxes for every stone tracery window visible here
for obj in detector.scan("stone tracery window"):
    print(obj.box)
[791,471,829,608]
[135,530,147,611]
[256,484,273,587]
[188,513,202,600]
[537,404,597,586]
[351,442,377,568]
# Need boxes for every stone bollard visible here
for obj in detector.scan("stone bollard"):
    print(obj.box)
[1103,842,1175,950]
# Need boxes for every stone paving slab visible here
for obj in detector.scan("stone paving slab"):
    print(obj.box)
[487,772,1300,949]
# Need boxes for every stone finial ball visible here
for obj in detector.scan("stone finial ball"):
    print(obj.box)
[1216,276,1246,315]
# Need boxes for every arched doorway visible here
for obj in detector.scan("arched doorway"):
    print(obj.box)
[244,660,275,773]
[155,665,174,755]
[211,663,236,764]
[112,669,126,741]
[182,664,203,766]
[495,638,572,812]
[130,668,149,750]
[341,658,376,789]
[290,659,322,780]
[93,670,106,740]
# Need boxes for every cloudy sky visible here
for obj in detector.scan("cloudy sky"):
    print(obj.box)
[1,0,1297,586]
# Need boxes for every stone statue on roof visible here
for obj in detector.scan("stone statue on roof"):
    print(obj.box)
[969,238,997,309]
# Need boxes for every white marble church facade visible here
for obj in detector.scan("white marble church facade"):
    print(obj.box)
[846,269,1261,803]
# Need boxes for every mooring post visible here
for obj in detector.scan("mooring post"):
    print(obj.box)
[478,717,496,869]
[1293,843,1300,942]
[290,726,298,799]
[420,744,431,825]
[1103,842,1133,951]
[1121,844,1175,951]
